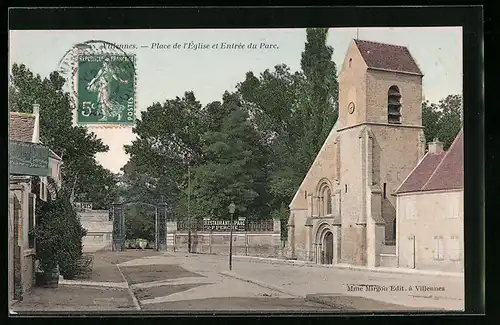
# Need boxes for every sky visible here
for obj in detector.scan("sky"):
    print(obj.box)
[9,27,462,174]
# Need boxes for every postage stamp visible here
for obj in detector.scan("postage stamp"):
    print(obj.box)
[77,54,135,124]
[57,40,136,126]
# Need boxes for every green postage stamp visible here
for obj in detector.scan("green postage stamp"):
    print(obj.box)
[76,54,136,125]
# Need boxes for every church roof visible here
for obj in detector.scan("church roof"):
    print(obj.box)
[9,112,35,142]
[395,130,463,194]
[354,39,423,76]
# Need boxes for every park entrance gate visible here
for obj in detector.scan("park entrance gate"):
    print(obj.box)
[109,202,168,251]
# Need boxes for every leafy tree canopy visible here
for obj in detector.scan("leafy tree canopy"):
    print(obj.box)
[422,94,463,150]
[9,63,119,208]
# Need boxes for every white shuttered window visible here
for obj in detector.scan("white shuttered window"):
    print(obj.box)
[433,236,444,260]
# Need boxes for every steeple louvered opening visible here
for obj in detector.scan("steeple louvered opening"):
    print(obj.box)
[388,85,402,124]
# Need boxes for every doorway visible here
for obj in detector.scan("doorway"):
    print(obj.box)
[323,231,334,265]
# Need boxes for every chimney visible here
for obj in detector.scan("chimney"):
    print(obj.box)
[32,103,40,143]
[428,137,444,154]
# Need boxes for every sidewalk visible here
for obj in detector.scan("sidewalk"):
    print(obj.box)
[232,255,464,278]
[10,250,161,313]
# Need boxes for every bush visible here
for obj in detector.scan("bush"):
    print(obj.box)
[31,197,87,279]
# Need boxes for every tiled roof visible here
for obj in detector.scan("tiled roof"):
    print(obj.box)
[354,39,423,75]
[422,130,464,191]
[9,112,35,142]
[395,130,464,194]
[395,151,446,194]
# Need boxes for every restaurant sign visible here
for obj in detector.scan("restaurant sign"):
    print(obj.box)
[203,219,246,232]
[9,140,50,177]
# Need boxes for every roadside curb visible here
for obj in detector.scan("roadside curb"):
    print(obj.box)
[59,279,129,289]
[232,255,464,278]
[116,264,141,311]
[219,271,298,297]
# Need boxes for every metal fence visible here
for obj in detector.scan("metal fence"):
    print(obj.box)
[246,220,274,232]
[176,219,274,232]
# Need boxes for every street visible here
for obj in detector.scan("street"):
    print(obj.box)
[11,250,464,313]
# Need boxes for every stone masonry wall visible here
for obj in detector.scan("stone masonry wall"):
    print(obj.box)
[172,232,283,257]
[78,210,113,252]
[167,219,283,258]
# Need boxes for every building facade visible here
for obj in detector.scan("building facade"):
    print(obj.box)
[287,39,426,268]
[9,104,63,303]
[395,132,464,272]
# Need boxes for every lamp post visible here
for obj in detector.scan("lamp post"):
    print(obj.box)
[228,202,236,271]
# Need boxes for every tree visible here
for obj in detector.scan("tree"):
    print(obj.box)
[32,196,87,279]
[236,28,339,223]
[123,28,340,226]
[436,94,463,150]
[9,63,118,205]
[75,165,119,210]
[191,95,269,220]
[422,100,441,145]
[237,65,305,217]
[123,92,208,219]
[124,204,156,241]
[422,94,463,150]
[298,28,339,167]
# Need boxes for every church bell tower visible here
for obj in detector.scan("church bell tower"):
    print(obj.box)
[336,39,425,267]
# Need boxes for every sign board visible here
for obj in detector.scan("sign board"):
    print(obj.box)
[73,202,93,211]
[203,220,246,232]
[77,54,136,125]
[9,140,50,177]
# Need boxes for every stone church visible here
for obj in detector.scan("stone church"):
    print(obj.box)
[287,39,427,268]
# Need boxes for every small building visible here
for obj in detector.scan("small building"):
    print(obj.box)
[394,130,464,272]
[9,104,63,303]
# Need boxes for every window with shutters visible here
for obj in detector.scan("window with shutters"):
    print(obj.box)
[433,235,444,260]
[447,202,459,219]
[448,236,461,261]
[405,197,416,219]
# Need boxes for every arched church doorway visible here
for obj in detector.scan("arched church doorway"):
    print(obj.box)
[322,231,334,265]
